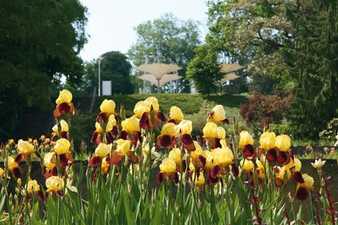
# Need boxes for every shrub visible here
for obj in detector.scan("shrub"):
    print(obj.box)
[319,118,338,145]
[240,92,292,133]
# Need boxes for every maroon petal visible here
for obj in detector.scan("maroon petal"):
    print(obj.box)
[127,132,140,146]
[106,131,116,144]
[156,172,164,185]
[198,155,206,167]
[44,167,58,178]
[88,156,101,167]
[15,153,24,163]
[12,167,21,178]
[277,151,290,165]
[215,138,222,148]
[58,103,71,115]
[37,190,45,202]
[168,119,177,124]
[266,148,277,162]
[58,103,70,114]
[91,131,101,145]
[172,172,179,183]
[210,165,220,179]
[96,112,109,123]
[112,126,118,136]
[127,152,139,164]
[296,187,309,200]
[120,131,128,140]
[208,166,220,184]
[140,112,151,130]
[157,112,166,122]
[110,152,124,166]
[182,134,193,146]
[59,154,71,168]
[222,118,229,124]
[293,172,304,183]
[60,131,69,139]
[158,135,173,148]
[243,144,256,159]
[231,164,239,177]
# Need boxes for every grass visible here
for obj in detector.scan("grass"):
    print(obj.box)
[77,93,248,115]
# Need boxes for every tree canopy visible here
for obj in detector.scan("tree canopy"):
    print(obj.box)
[186,45,222,94]
[0,0,87,139]
[204,0,338,139]
[128,14,201,92]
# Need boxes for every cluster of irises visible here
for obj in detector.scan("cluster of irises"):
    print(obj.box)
[0,89,329,204]
[1,89,76,200]
[85,91,324,202]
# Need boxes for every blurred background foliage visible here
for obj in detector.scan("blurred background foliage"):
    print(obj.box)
[0,0,337,147]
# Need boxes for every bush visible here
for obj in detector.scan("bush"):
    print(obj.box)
[319,118,338,145]
[240,92,292,133]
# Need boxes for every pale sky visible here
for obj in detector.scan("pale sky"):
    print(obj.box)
[79,0,209,62]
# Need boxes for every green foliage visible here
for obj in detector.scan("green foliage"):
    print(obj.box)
[205,0,338,139]
[82,93,247,116]
[128,14,201,92]
[0,0,87,140]
[78,51,134,97]
[2,159,335,225]
[100,51,134,94]
[186,45,222,94]
[319,118,338,144]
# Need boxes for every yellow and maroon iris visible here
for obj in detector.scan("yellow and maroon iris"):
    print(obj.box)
[46,176,65,193]
[208,105,227,124]
[157,123,176,148]
[295,173,314,200]
[239,131,255,159]
[54,89,75,118]
[169,106,184,124]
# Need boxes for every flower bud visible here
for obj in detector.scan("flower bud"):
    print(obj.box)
[54,138,71,155]
[239,131,254,149]
[177,120,192,135]
[161,123,177,136]
[55,89,72,105]
[275,135,291,152]
[100,99,116,115]
[27,180,40,194]
[94,143,111,158]
[240,159,254,173]
[46,176,64,193]
[159,158,176,174]
[17,140,35,155]
[144,96,159,112]
[210,105,225,122]
[116,139,131,155]
[259,131,276,150]
[133,101,151,118]
[168,148,182,166]
[169,106,184,123]
[203,122,218,139]
[121,116,140,133]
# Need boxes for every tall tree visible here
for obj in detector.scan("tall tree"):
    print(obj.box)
[79,51,134,97]
[128,14,201,92]
[0,0,87,139]
[205,0,338,139]
[100,51,134,94]
[186,45,222,94]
